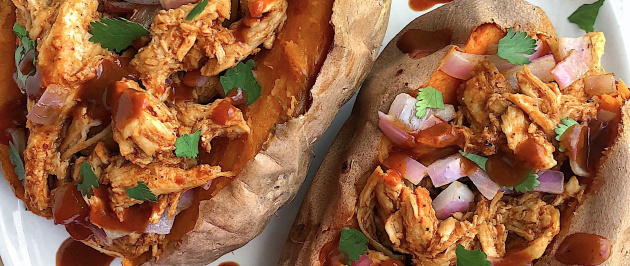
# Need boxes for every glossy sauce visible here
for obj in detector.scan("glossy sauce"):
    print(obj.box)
[383,152,409,176]
[56,238,115,266]
[486,151,532,187]
[555,233,612,265]
[412,119,461,148]
[460,155,481,176]
[396,29,452,59]
[319,240,347,266]
[51,184,93,240]
[89,185,153,232]
[110,82,148,131]
[514,137,547,170]
[211,100,238,125]
[218,262,240,266]
[408,0,453,11]
[0,95,27,144]
[79,58,135,122]
[560,116,619,177]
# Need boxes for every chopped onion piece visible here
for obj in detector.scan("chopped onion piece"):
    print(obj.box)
[378,111,412,147]
[27,85,65,125]
[125,0,160,4]
[552,50,592,88]
[584,74,616,96]
[160,0,197,9]
[440,50,485,80]
[384,155,427,185]
[559,36,592,62]
[130,5,162,29]
[145,210,176,234]
[524,40,544,61]
[504,54,556,88]
[432,181,474,220]
[597,110,617,122]
[388,93,423,130]
[468,168,500,200]
[534,170,564,194]
[351,255,373,266]
[427,154,466,187]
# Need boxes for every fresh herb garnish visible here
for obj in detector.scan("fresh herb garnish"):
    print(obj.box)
[568,0,605,32]
[126,181,157,202]
[186,0,209,20]
[8,141,25,186]
[456,244,491,266]
[220,60,261,105]
[13,22,36,88]
[503,171,540,193]
[497,28,537,65]
[76,162,99,198]
[415,86,444,118]
[555,117,578,142]
[88,18,150,53]
[339,228,369,265]
[175,130,201,158]
[459,151,488,171]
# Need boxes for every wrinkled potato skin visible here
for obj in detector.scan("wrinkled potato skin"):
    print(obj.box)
[278,0,630,265]
[0,0,391,264]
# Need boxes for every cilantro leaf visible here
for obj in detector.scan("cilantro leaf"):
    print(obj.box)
[13,23,37,89]
[503,171,540,193]
[186,0,208,20]
[415,86,444,118]
[220,60,261,105]
[8,141,25,186]
[339,228,369,264]
[555,117,578,142]
[456,244,491,266]
[175,130,201,158]
[459,151,487,171]
[568,0,605,32]
[88,18,150,53]
[497,28,537,65]
[76,162,99,198]
[126,181,157,202]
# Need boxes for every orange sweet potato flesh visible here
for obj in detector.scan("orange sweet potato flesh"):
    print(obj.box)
[425,23,505,104]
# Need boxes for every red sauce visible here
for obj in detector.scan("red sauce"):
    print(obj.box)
[218,262,240,266]
[412,119,461,148]
[79,58,135,122]
[319,240,347,266]
[560,115,619,177]
[408,0,453,11]
[0,95,27,144]
[110,82,148,131]
[25,71,43,99]
[514,137,548,170]
[89,185,153,232]
[211,100,238,125]
[248,0,274,17]
[396,29,452,59]
[51,184,93,241]
[56,238,115,266]
[555,233,612,265]
[168,79,196,103]
[486,150,532,187]
[383,152,409,176]
[460,155,481,176]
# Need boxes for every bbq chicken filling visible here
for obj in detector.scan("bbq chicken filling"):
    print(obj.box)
[6,0,298,261]
[340,30,625,265]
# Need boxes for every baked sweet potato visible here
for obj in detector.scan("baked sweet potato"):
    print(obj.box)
[280,0,630,265]
[0,0,391,263]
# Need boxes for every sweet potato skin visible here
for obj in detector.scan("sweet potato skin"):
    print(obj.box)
[278,0,563,265]
[138,0,392,264]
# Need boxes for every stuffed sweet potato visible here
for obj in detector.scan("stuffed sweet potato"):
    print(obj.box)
[0,0,391,264]
[280,0,630,265]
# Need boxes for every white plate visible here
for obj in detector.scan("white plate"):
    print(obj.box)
[1,1,628,265]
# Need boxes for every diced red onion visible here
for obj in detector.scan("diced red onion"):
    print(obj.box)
[102,228,130,243]
[498,187,514,194]
[383,155,427,185]
[90,225,112,246]
[378,111,412,147]
[351,255,373,266]
[485,55,515,72]
[468,168,500,200]
[27,85,65,125]
[160,0,197,9]
[525,40,544,61]
[534,170,564,194]
[125,0,160,4]
[103,1,137,14]
[177,190,194,211]
[388,93,422,130]
[130,5,162,29]
[564,124,590,177]
[183,70,209,88]
[432,181,474,220]
[426,154,466,187]
[584,74,616,96]
[597,110,617,122]
[427,104,456,124]
[559,36,591,62]
[440,50,486,80]
[145,210,175,234]
[551,50,592,88]
[504,54,556,88]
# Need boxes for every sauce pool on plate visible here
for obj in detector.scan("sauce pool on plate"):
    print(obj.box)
[56,238,115,266]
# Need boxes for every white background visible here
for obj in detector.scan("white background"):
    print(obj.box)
[0,0,628,265]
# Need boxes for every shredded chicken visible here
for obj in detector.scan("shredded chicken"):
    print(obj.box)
[132,0,287,98]
[357,169,560,264]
